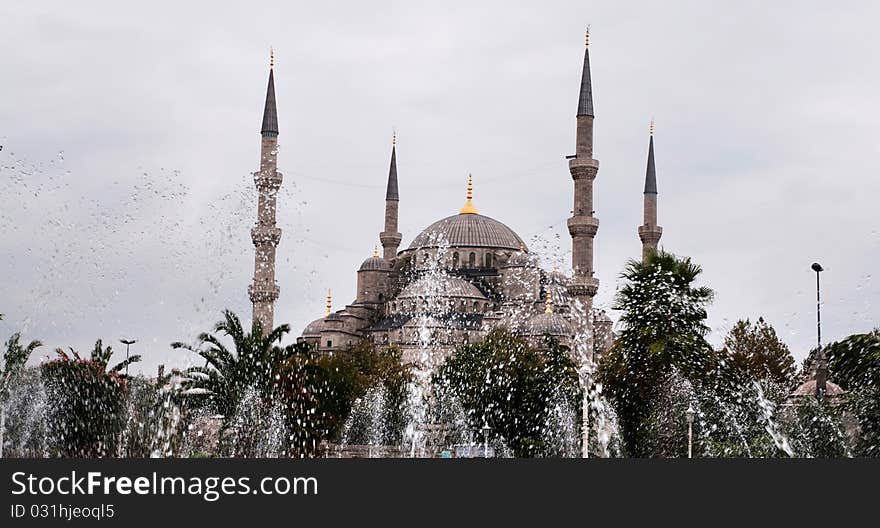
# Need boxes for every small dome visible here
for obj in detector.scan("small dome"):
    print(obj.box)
[408,213,526,251]
[359,256,390,271]
[397,275,487,301]
[519,312,572,337]
[790,379,846,398]
[301,317,326,337]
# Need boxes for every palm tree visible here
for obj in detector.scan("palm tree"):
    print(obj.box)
[172,310,302,420]
[2,330,43,455]
[2,333,43,392]
[598,250,715,456]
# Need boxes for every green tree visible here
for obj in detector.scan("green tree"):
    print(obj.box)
[724,317,796,388]
[597,251,716,457]
[274,341,411,456]
[811,329,880,456]
[41,340,141,457]
[433,330,582,457]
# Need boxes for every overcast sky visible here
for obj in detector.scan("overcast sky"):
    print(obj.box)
[1,0,878,375]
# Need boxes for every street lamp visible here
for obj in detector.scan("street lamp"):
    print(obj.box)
[582,391,590,459]
[811,262,827,401]
[685,405,695,459]
[481,423,491,458]
[811,263,823,349]
[120,339,137,377]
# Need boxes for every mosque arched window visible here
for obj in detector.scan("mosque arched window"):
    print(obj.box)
[453,252,459,268]
[473,301,479,312]
[485,253,492,268]
[460,300,466,311]
[469,252,476,268]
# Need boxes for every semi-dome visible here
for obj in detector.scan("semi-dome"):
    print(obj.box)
[408,213,526,251]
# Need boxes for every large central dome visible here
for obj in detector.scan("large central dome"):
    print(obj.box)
[408,213,526,251]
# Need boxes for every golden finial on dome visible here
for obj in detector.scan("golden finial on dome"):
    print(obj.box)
[325,289,332,316]
[649,118,655,137]
[392,130,397,146]
[545,292,553,314]
[519,242,525,252]
[270,47,275,69]
[585,26,591,48]
[459,174,478,215]
[373,246,379,258]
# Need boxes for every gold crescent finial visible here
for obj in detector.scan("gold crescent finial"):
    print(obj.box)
[373,246,379,258]
[649,118,655,137]
[325,289,332,316]
[459,174,478,214]
[545,292,553,314]
[270,47,275,69]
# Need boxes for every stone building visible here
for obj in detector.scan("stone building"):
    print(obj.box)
[236,35,665,364]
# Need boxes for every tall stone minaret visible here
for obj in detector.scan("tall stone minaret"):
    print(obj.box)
[638,121,662,260]
[379,133,402,260]
[248,50,283,333]
[566,30,600,333]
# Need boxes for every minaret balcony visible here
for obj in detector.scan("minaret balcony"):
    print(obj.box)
[248,280,280,302]
[567,275,599,298]
[380,231,402,246]
[638,225,663,242]
[251,226,282,246]
[568,157,599,180]
[567,216,599,236]
[253,170,283,193]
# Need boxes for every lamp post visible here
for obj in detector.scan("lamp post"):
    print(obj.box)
[811,262,827,401]
[811,263,823,349]
[685,405,695,459]
[582,386,590,458]
[120,339,137,377]
[482,423,491,458]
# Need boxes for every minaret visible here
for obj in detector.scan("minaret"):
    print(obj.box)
[379,132,402,260]
[566,30,600,334]
[638,120,663,260]
[248,49,283,334]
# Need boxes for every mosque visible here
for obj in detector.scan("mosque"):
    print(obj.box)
[245,33,665,364]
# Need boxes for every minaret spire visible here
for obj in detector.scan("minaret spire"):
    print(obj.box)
[567,28,600,353]
[577,29,594,118]
[379,131,402,260]
[638,120,663,261]
[249,50,284,334]
[260,50,278,137]
[459,174,478,214]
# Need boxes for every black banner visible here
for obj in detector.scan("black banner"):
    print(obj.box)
[1,459,875,526]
